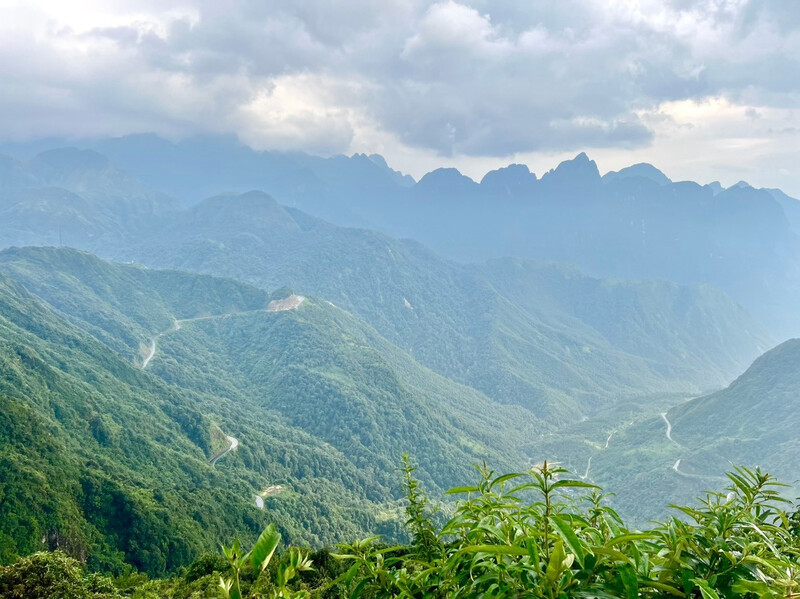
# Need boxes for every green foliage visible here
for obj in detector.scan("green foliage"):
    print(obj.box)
[0,551,121,598]
[2,462,798,598]
[400,454,439,561]
[333,461,800,598]
[0,246,546,574]
[219,524,314,599]
[0,245,793,582]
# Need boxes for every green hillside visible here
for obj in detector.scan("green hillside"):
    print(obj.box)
[0,149,178,254]
[553,339,800,523]
[133,191,771,423]
[669,338,800,480]
[476,258,772,385]
[0,247,541,574]
[0,273,270,574]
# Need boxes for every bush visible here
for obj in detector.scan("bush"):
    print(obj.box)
[0,551,120,598]
[333,461,800,598]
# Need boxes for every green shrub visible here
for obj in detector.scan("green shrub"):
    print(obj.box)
[332,461,800,598]
[3,463,798,598]
[0,551,120,599]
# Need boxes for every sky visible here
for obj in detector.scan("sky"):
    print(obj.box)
[1,0,799,194]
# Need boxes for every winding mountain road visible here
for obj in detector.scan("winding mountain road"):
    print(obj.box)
[661,412,676,444]
[662,412,725,481]
[140,295,305,370]
[142,339,156,369]
[142,320,180,369]
[581,455,594,480]
[210,435,239,466]
[580,428,620,481]
[138,295,305,470]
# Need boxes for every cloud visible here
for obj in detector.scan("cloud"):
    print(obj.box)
[0,0,798,184]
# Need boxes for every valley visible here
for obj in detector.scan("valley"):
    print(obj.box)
[2,4,798,596]
[0,142,797,585]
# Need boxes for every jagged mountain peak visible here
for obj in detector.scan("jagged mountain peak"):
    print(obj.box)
[603,163,671,186]
[541,152,601,188]
[480,164,538,197]
[416,167,479,194]
[730,180,753,190]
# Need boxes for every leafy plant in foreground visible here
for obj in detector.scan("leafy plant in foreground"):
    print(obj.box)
[219,524,314,599]
[2,461,797,598]
[333,461,799,598]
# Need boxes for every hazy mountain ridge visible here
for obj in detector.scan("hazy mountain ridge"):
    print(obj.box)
[0,145,775,418]
[475,259,771,385]
[0,148,178,254]
[2,135,797,337]
[133,190,772,421]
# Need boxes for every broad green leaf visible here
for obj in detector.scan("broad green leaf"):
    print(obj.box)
[617,563,638,599]
[640,580,686,597]
[551,515,587,568]
[350,577,371,599]
[445,485,480,494]
[606,532,654,546]
[545,539,570,585]
[248,524,281,573]
[490,473,525,489]
[691,578,721,599]
[457,544,529,556]
[218,577,233,599]
[551,480,599,490]
[731,580,775,596]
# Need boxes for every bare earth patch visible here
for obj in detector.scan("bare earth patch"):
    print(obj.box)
[254,485,284,509]
[267,294,305,312]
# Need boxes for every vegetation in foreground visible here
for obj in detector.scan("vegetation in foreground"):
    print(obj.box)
[1,458,797,598]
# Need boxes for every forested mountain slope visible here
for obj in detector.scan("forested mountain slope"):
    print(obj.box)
[0,161,774,421]
[668,338,800,479]
[0,145,775,419]
[0,248,540,574]
[475,258,770,387]
[0,148,177,252]
[551,339,800,523]
[133,190,771,422]
[3,137,797,336]
[0,272,273,574]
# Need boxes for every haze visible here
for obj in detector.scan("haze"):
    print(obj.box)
[2,0,799,193]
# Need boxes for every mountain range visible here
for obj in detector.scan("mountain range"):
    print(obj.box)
[0,136,797,574]
[2,135,798,337]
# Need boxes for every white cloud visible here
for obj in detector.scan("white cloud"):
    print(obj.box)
[234,73,364,153]
[0,0,798,193]
[402,1,510,58]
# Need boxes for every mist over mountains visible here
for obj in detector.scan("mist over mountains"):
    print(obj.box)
[0,134,798,577]
[3,0,799,592]
[3,134,798,339]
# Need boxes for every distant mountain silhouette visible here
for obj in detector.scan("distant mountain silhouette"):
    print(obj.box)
[602,163,671,186]
[2,135,799,336]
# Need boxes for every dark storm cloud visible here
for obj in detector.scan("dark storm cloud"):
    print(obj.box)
[0,0,798,158]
